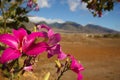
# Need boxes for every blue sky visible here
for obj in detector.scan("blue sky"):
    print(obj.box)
[28,0,120,31]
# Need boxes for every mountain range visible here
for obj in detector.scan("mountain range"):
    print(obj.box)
[35,21,119,34]
[26,17,119,34]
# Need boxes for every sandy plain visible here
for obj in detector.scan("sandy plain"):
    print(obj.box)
[0,33,120,80]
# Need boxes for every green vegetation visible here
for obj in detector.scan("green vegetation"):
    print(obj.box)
[103,33,120,38]
[87,33,120,38]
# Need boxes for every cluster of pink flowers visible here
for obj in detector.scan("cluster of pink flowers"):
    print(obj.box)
[27,0,39,11]
[0,24,66,65]
[0,24,84,80]
[37,24,67,60]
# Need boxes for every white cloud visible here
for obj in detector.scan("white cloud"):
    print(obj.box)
[28,16,65,24]
[36,0,87,11]
[67,0,80,11]
[80,2,87,10]
[37,0,51,8]
[67,0,87,11]
[88,22,96,25]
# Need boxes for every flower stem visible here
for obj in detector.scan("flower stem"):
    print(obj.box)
[56,62,69,80]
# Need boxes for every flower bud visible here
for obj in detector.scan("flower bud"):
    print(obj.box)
[43,72,50,80]
[55,60,61,68]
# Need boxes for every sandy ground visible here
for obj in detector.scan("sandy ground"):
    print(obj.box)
[0,33,120,80]
[60,34,120,80]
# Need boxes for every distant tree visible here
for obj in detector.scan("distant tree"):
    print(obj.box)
[81,0,120,17]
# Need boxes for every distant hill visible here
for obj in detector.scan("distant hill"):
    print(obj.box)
[35,22,119,34]
[83,24,119,34]
[26,17,120,34]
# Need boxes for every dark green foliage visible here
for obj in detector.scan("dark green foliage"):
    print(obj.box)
[103,33,120,38]
[0,0,38,33]
[82,0,119,17]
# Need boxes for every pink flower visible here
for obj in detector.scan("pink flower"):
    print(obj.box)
[0,28,47,64]
[23,65,33,71]
[47,44,66,60]
[35,4,39,11]
[69,55,84,80]
[27,0,33,8]
[37,24,66,60]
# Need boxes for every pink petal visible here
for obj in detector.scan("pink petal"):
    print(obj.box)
[47,44,66,60]
[27,0,33,8]
[27,32,47,40]
[48,33,61,45]
[0,34,18,49]
[37,24,51,31]
[68,55,84,80]
[70,56,84,73]
[77,73,83,80]
[25,42,48,56]
[0,48,21,64]
[13,28,27,42]
[71,58,78,68]
[23,65,33,71]
[47,52,54,58]
[78,64,84,71]
[35,5,39,11]
[58,51,67,60]
[70,59,80,73]
[57,44,66,60]
[22,32,47,52]
[47,44,61,58]
[37,24,55,37]
[48,29,55,37]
